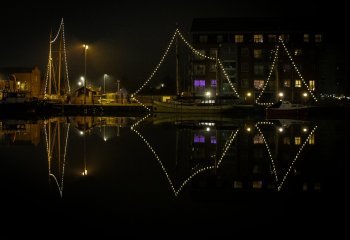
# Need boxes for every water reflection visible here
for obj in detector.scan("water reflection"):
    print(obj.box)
[0,115,321,197]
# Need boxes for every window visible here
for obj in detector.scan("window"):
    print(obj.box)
[241,48,249,57]
[283,64,291,72]
[315,34,322,43]
[294,49,302,56]
[217,35,223,43]
[309,80,315,91]
[254,80,264,90]
[210,136,217,144]
[268,34,277,43]
[194,80,205,87]
[283,137,290,145]
[194,65,206,75]
[304,34,309,42]
[235,34,244,43]
[194,134,205,143]
[253,134,264,144]
[284,79,291,87]
[295,80,302,88]
[295,137,301,145]
[209,48,218,58]
[209,64,216,72]
[211,79,217,87]
[199,35,208,43]
[309,134,315,144]
[241,63,249,72]
[254,34,263,43]
[241,78,249,88]
[254,64,264,75]
[254,49,262,58]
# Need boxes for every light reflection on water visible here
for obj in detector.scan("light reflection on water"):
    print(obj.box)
[0,115,347,236]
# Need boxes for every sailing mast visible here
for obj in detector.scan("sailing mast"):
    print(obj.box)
[176,24,179,96]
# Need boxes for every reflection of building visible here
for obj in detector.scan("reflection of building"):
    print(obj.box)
[190,18,324,103]
[0,67,41,98]
[0,120,41,145]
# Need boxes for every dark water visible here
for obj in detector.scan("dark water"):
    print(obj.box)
[1,114,347,237]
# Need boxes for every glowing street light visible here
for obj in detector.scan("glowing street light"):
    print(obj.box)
[103,74,108,94]
[83,44,89,104]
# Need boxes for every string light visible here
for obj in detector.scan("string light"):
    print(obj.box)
[132,28,240,105]
[278,37,318,102]
[277,125,318,191]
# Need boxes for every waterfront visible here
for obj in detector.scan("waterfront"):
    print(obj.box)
[0,114,347,237]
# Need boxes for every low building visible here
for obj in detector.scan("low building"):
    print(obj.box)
[0,67,41,98]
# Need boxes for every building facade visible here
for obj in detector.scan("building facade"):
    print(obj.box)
[0,67,41,98]
[190,18,325,104]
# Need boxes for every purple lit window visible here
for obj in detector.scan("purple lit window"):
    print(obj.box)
[211,80,217,87]
[194,80,205,87]
[211,136,217,144]
[194,134,205,143]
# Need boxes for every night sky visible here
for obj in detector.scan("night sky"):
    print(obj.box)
[0,0,346,92]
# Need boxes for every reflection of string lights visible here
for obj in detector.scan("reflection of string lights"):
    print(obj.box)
[256,121,318,191]
[278,126,318,191]
[44,121,70,197]
[131,115,239,196]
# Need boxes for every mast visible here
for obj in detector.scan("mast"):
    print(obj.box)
[176,24,179,96]
[275,61,279,102]
[58,32,63,96]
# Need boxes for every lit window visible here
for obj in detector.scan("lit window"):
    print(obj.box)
[284,80,291,87]
[295,80,302,88]
[254,34,263,43]
[315,34,322,43]
[254,80,264,90]
[254,49,262,58]
[304,34,309,42]
[268,34,277,43]
[199,35,208,43]
[253,134,264,144]
[309,134,315,144]
[210,136,217,144]
[211,80,217,87]
[309,80,315,91]
[235,35,244,43]
[194,80,205,88]
[194,134,205,143]
[295,137,301,145]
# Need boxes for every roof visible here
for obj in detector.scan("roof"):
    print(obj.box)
[191,18,326,33]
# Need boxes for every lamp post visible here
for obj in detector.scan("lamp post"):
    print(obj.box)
[117,80,120,92]
[103,74,108,94]
[83,44,89,105]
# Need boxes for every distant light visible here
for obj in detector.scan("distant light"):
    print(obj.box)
[206,127,210,132]
[82,169,88,176]
[80,76,85,82]
[303,92,308,97]
[278,92,284,97]
[303,128,308,132]
[205,91,211,97]
[278,127,284,132]
[246,127,251,132]
[161,83,165,88]
[78,82,82,86]
[79,131,84,135]
[104,137,107,142]
[246,92,252,97]
[17,81,20,86]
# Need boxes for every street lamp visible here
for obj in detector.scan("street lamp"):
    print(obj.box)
[104,74,108,94]
[83,44,89,104]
